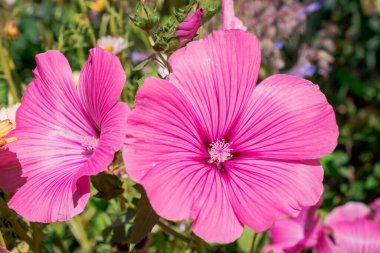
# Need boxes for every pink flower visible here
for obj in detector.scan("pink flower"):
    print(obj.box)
[371,198,380,222]
[316,202,380,253]
[5,47,129,222]
[222,0,247,31]
[123,30,338,243]
[175,9,204,43]
[265,199,322,253]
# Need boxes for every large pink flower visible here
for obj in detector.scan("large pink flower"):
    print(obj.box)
[123,30,338,243]
[5,47,129,222]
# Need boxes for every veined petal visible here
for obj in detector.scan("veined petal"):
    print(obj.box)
[331,220,380,253]
[231,74,338,160]
[227,159,323,232]
[77,102,129,178]
[9,173,90,222]
[191,169,243,243]
[168,30,260,141]
[265,219,304,253]
[0,147,24,194]
[123,77,206,182]
[324,202,371,228]
[79,47,126,129]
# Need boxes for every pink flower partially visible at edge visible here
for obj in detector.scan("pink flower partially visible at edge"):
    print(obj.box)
[175,9,204,43]
[5,47,130,223]
[316,201,380,253]
[265,198,322,253]
[123,29,338,243]
[222,0,247,31]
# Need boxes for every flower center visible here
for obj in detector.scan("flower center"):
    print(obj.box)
[103,45,114,52]
[209,139,233,164]
[80,136,99,154]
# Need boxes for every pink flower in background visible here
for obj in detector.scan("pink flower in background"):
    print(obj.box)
[266,201,380,253]
[222,0,247,30]
[6,47,129,222]
[123,29,338,243]
[371,198,380,222]
[265,199,322,253]
[316,202,380,253]
[175,8,204,43]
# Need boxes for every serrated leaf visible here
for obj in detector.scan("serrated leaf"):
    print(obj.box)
[130,186,159,244]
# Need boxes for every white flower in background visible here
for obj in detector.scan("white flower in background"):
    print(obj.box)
[0,103,20,126]
[5,0,16,6]
[97,36,127,55]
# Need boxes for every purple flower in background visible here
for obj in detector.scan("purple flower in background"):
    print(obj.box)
[304,1,323,14]
[269,41,285,52]
[130,51,150,65]
[175,9,204,43]
[290,64,317,78]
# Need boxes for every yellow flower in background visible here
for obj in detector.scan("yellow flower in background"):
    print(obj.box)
[88,0,106,12]
[0,120,14,147]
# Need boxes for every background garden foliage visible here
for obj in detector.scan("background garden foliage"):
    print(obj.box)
[0,0,379,252]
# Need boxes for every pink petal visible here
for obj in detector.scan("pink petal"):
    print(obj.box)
[79,47,126,129]
[222,0,247,31]
[325,202,371,228]
[124,77,206,182]
[331,220,380,253]
[77,102,129,178]
[0,147,24,194]
[9,173,90,222]
[265,219,304,253]
[231,74,338,160]
[6,51,95,222]
[315,230,337,253]
[191,169,243,243]
[227,159,323,232]
[168,30,261,141]
[123,77,243,243]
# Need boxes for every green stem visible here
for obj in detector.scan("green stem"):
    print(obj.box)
[157,220,191,243]
[0,230,7,250]
[0,40,19,102]
[68,216,92,252]
[31,223,43,253]
[249,233,259,253]
[194,236,207,253]
[0,198,32,245]
[78,0,97,46]
[51,223,70,253]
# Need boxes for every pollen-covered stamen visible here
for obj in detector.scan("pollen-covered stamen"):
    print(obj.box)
[80,136,99,154]
[209,139,233,164]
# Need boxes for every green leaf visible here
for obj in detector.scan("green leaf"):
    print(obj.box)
[132,55,154,71]
[130,186,159,244]
[91,172,124,200]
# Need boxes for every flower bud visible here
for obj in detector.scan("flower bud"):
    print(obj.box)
[175,9,204,44]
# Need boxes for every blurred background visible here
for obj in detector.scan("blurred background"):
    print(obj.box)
[0,0,379,252]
